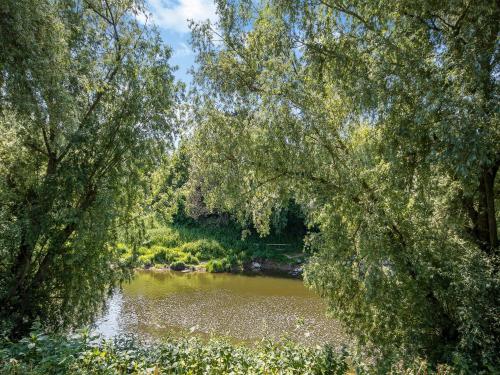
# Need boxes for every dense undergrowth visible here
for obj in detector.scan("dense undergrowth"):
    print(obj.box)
[0,329,461,375]
[120,222,305,273]
[0,329,349,375]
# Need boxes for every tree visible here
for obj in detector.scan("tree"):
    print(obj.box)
[189,0,499,370]
[0,0,176,337]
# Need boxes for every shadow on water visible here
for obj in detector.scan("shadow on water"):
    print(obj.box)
[94,270,346,347]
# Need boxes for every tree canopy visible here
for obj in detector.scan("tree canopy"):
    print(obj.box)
[0,0,176,336]
[1,0,499,371]
[189,0,499,370]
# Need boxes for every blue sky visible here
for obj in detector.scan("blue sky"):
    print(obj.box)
[138,0,218,83]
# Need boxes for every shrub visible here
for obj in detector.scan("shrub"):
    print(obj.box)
[180,253,199,265]
[137,254,153,267]
[150,246,168,263]
[147,227,181,247]
[170,261,186,271]
[1,329,463,374]
[114,242,130,255]
[180,239,225,260]
[0,330,353,375]
[136,246,150,255]
[206,258,231,273]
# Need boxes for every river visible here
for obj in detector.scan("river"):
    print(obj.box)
[94,270,345,347]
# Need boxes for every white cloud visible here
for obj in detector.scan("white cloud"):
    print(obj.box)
[173,42,194,57]
[143,0,217,33]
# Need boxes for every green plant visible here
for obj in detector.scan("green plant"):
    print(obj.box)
[0,330,356,375]
[149,246,168,264]
[206,258,232,273]
[170,261,186,271]
[180,239,226,260]
[180,253,200,265]
[137,254,153,267]
[147,228,181,248]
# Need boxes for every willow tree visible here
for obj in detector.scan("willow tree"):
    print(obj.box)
[0,0,176,336]
[189,0,499,370]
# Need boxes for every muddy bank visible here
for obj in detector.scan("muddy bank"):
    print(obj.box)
[142,258,304,278]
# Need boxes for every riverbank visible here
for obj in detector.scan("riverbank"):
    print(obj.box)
[141,257,304,278]
[120,222,306,278]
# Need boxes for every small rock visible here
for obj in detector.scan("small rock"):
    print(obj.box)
[289,266,303,277]
[251,262,262,271]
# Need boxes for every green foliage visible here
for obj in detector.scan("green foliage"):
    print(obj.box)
[180,239,226,260]
[189,0,500,371]
[125,221,304,272]
[135,246,183,267]
[206,258,232,273]
[0,329,466,374]
[149,246,170,264]
[169,261,186,271]
[139,142,307,270]
[1,0,497,372]
[180,253,200,265]
[147,228,182,248]
[0,0,176,336]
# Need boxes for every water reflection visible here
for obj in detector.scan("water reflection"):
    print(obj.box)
[95,270,345,347]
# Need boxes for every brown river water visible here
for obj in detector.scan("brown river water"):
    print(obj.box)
[94,270,346,347]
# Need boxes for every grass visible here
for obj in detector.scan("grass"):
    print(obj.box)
[119,222,305,273]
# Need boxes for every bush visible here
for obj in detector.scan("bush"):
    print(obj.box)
[137,254,153,267]
[136,246,150,255]
[0,330,354,375]
[180,253,199,265]
[147,227,181,247]
[0,329,464,374]
[114,242,130,255]
[206,258,231,273]
[180,239,225,260]
[150,246,168,263]
[170,260,186,271]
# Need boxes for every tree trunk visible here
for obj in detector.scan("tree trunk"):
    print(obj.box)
[478,164,499,254]
[462,163,498,254]
[483,166,498,251]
